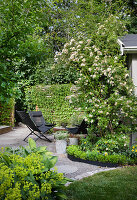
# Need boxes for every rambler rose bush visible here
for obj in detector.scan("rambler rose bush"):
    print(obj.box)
[55,15,137,137]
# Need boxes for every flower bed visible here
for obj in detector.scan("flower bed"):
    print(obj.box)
[66,145,137,166]
[67,154,119,167]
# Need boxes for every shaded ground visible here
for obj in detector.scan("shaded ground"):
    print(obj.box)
[0,124,121,181]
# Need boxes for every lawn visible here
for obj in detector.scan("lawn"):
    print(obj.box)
[66,166,137,200]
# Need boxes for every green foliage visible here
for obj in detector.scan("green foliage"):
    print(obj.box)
[0,139,68,200]
[0,99,15,126]
[127,0,137,33]
[0,0,53,103]
[34,60,79,85]
[79,137,93,152]
[92,134,129,155]
[24,84,83,126]
[55,14,137,136]
[126,144,137,160]
[67,145,130,165]
[67,133,137,165]
[54,131,69,140]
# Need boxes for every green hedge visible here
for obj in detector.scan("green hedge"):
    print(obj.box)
[0,99,15,126]
[24,84,83,126]
[66,145,137,165]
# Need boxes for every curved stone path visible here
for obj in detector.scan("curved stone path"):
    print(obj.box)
[0,125,121,183]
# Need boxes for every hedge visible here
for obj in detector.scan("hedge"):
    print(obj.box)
[0,99,15,126]
[24,84,83,126]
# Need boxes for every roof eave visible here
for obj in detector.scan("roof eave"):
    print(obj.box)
[117,39,124,55]
[118,39,137,55]
[123,47,137,54]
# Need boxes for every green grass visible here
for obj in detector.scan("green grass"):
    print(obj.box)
[66,166,137,200]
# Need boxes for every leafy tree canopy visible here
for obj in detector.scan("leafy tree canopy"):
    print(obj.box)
[0,0,53,102]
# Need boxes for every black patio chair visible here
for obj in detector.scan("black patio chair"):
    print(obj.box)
[16,110,53,142]
[28,111,56,128]
[64,119,88,135]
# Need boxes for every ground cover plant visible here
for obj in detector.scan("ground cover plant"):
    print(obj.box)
[67,134,137,165]
[66,166,137,200]
[0,138,69,200]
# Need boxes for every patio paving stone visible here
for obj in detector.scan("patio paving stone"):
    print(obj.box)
[0,124,121,181]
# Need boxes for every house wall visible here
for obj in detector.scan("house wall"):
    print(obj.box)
[131,54,137,96]
[130,54,137,145]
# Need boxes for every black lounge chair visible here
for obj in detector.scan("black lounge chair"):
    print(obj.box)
[64,119,88,135]
[16,110,53,142]
[28,111,55,128]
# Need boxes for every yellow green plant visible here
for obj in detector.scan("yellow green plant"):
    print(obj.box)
[0,139,69,200]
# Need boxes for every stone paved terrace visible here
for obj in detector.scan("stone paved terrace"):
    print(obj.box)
[0,124,121,182]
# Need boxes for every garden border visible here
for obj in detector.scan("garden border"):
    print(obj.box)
[67,154,119,168]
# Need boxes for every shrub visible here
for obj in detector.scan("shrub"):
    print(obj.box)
[34,59,79,85]
[79,137,93,151]
[24,84,84,126]
[66,144,136,165]
[0,139,68,200]
[126,144,137,159]
[0,99,15,126]
[92,134,129,155]
[55,15,137,137]
[54,131,69,140]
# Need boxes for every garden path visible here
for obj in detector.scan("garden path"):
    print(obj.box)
[0,124,121,182]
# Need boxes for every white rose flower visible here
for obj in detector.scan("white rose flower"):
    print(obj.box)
[98,110,103,113]
[64,43,69,48]
[107,68,111,72]
[80,55,83,59]
[62,49,68,54]
[54,58,58,62]
[71,47,75,51]
[82,58,86,62]
[79,41,83,44]
[70,55,74,60]
[87,39,91,44]
[93,75,96,78]
[125,74,129,78]
[70,38,75,43]
[81,63,86,66]
[77,45,81,48]
[97,51,102,56]
[90,52,93,57]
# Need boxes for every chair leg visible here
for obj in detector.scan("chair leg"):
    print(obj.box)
[40,132,52,142]
[23,132,33,142]
[24,131,43,142]
[24,127,52,142]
